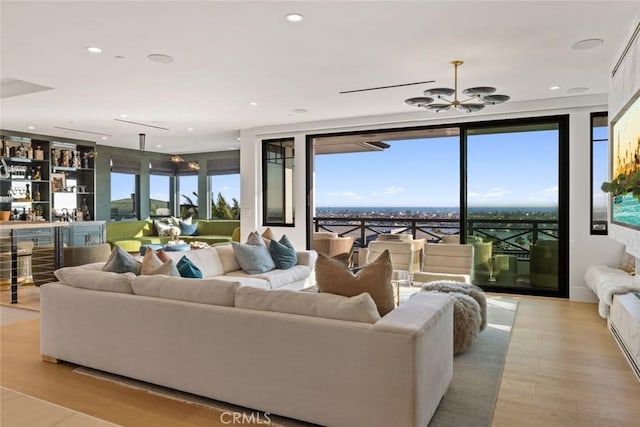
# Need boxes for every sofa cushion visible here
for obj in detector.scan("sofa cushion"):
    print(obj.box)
[54,265,135,294]
[226,265,311,289]
[106,220,151,239]
[132,275,240,306]
[269,235,297,269]
[177,256,203,278]
[232,240,276,274]
[210,275,270,289]
[316,250,395,316]
[214,244,241,274]
[235,287,380,323]
[162,247,224,277]
[103,246,142,275]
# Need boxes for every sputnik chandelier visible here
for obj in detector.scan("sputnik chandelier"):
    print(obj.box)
[405,60,510,113]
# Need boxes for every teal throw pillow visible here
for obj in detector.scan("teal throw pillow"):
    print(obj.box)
[269,235,297,269]
[179,220,198,236]
[177,255,203,278]
[102,246,141,275]
[231,241,276,274]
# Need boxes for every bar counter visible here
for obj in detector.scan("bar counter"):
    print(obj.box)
[0,221,68,304]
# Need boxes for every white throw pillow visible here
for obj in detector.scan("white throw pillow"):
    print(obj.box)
[235,287,381,324]
[162,247,224,278]
[215,244,241,273]
[54,266,135,294]
[132,275,240,306]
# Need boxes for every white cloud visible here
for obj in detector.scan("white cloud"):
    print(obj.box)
[325,191,359,198]
[371,186,405,196]
[468,187,512,199]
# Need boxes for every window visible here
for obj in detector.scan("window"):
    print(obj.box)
[591,112,608,234]
[110,172,138,220]
[263,138,295,225]
[178,174,198,218]
[150,174,171,217]
[210,174,240,219]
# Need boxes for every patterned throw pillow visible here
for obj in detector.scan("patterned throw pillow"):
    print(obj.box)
[618,252,636,275]
[269,235,297,269]
[177,255,203,278]
[102,246,141,275]
[140,249,163,274]
[145,260,180,277]
[316,249,394,316]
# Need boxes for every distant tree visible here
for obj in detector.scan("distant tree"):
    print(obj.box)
[231,198,240,219]
[181,192,198,218]
[211,193,240,219]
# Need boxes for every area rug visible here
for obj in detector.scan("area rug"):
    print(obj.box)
[429,296,518,427]
[73,296,518,427]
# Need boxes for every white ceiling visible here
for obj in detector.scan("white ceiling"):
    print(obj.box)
[1,1,639,153]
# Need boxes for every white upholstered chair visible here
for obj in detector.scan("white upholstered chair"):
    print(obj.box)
[413,243,474,284]
[363,238,425,274]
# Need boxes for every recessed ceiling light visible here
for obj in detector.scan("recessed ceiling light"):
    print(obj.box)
[292,108,308,114]
[285,13,304,22]
[156,144,162,148]
[147,54,174,64]
[87,46,102,53]
[236,137,241,141]
[101,136,108,140]
[119,113,128,118]
[567,87,589,94]
[549,86,560,90]
[27,125,35,130]
[249,102,258,106]
[114,55,125,60]
[187,127,194,131]
[571,38,604,50]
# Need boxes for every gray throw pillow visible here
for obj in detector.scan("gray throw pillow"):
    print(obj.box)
[102,246,141,275]
[232,241,276,274]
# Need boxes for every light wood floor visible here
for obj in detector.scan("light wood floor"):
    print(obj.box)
[1,293,639,426]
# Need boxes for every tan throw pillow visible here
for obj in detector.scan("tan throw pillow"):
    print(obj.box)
[140,249,163,274]
[316,250,395,316]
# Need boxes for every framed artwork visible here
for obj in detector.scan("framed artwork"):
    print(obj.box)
[611,87,640,230]
[51,172,65,193]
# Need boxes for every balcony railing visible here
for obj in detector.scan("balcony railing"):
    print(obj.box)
[313,216,558,260]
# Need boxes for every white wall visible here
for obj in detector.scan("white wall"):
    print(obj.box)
[240,95,620,301]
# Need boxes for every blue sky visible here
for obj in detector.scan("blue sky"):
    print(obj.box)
[112,173,240,204]
[315,129,561,207]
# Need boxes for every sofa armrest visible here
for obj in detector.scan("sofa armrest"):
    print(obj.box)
[296,250,318,268]
[374,291,453,334]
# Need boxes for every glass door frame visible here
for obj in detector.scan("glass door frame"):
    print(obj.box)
[460,115,570,298]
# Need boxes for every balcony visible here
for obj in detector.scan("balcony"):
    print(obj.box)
[313,215,559,291]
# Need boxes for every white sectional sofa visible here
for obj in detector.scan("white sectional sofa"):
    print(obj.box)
[162,244,317,290]
[40,256,454,427]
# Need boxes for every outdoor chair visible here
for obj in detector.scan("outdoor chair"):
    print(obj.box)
[363,237,425,274]
[413,243,474,284]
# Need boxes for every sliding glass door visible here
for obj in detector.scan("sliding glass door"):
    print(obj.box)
[464,117,568,296]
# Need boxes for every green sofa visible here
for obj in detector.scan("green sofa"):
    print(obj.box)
[106,219,240,252]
